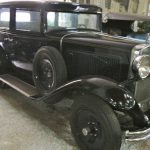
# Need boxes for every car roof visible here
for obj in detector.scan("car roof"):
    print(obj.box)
[0,0,102,13]
[105,12,150,21]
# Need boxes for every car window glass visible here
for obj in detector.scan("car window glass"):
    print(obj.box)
[58,13,73,28]
[16,9,40,32]
[47,12,100,31]
[0,8,10,29]
[47,12,55,26]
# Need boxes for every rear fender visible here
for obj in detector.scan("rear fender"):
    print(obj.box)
[0,44,10,74]
[0,43,7,59]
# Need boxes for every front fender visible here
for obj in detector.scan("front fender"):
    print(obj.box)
[78,77,148,127]
[39,76,148,127]
[81,77,135,111]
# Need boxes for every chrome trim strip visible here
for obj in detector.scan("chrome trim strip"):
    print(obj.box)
[126,128,150,136]
[126,134,150,142]
[125,127,150,142]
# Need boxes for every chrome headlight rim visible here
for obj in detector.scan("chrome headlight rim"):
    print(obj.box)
[132,55,150,79]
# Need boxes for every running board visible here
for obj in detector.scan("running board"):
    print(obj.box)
[125,127,150,142]
[0,74,39,98]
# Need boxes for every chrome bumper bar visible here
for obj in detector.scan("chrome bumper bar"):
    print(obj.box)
[125,128,150,142]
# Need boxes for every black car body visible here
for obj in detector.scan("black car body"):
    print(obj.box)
[0,1,150,150]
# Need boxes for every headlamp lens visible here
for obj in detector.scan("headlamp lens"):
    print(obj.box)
[133,55,150,79]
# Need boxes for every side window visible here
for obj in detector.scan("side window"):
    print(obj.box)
[47,12,74,31]
[16,9,40,32]
[0,8,10,29]
[47,12,55,27]
[58,13,73,28]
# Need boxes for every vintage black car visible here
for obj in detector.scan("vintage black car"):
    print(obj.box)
[0,1,150,150]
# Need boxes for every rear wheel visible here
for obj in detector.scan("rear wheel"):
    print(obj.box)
[70,94,122,150]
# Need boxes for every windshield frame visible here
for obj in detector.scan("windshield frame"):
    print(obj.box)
[45,11,102,32]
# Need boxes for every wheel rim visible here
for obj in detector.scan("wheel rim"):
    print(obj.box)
[38,58,55,90]
[75,109,105,150]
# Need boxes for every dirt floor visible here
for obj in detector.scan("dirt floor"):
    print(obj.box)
[0,88,149,150]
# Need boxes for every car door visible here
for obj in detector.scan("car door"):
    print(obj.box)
[6,7,43,72]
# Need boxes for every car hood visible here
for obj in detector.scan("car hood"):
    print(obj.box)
[46,30,141,50]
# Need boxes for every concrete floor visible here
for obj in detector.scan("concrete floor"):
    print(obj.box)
[0,88,149,150]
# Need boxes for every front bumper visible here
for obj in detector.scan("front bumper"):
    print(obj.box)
[125,127,150,142]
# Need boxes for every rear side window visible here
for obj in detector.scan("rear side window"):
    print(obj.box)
[16,9,41,32]
[0,8,10,29]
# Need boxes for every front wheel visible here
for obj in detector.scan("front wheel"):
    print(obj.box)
[70,94,122,150]
[33,46,67,95]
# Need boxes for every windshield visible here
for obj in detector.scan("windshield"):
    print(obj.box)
[47,12,101,32]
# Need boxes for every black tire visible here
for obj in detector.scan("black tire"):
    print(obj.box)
[33,46,67,95]
[70,94,122,150]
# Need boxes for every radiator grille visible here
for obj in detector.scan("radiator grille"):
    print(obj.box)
[64,50,122,81]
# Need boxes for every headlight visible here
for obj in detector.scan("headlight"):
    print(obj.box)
[133,55,150,79]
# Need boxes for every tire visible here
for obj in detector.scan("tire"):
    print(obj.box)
[70,94,122,150]
[33,46,67,95]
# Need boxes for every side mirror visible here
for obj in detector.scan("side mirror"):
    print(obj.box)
[146,33,150,44]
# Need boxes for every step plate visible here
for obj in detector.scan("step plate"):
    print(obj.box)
[0,74,39,98]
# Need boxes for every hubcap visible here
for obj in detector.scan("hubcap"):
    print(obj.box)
[82,122,99,138]
[38,58,54,90]
[82,127,91,136]
[75,110,104,149]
